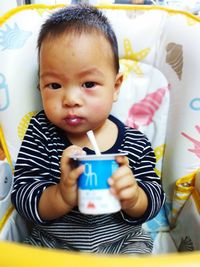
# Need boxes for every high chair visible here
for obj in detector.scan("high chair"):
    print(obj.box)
[0,3,200,266]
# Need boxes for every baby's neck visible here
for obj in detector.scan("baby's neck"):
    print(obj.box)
[67,119,118,153]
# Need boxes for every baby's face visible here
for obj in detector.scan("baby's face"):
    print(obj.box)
[39,32,122,138]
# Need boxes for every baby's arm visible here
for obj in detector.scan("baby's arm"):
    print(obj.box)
[109,142,165,223]
[11,114,85,224]
[38,145,85,221]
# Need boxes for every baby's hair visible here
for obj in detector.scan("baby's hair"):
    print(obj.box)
[37,4,119,73]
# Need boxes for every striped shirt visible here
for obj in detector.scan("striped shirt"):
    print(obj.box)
[11,111,165,254]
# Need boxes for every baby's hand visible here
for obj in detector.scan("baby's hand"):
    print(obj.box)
[108,156,140,210]
[65,145,86,158]
[58,145,85,209]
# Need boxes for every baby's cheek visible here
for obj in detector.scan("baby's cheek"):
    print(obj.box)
[92,105,103,113]
[90,102,109,114]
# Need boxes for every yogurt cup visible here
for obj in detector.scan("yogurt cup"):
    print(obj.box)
[75,153,126,215]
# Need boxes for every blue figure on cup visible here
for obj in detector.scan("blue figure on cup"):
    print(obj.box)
[84,163,98,188]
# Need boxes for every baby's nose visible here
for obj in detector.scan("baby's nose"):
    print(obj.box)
[63,88,82,107]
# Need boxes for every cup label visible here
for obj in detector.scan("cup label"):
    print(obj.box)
[77,157,121,214]
[78,160,118,190]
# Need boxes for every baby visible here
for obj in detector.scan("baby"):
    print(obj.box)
[11,4,165,254]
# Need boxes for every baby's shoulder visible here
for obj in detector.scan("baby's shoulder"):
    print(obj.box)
[30,110,51,128]
[124,126,148,142]
[28,110,56,137]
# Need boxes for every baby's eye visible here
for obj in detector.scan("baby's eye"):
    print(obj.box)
[82,82,96,89]
[48,83,61,90]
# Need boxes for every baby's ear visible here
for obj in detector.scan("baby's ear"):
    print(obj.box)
[113,72,123,102]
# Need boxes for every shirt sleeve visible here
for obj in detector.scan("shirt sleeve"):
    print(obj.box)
[11,115,58,224]
[119,137,165,225]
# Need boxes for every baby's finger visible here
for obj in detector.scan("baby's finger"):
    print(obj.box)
[111,165,131,182]
[112,175,134,192]
[118,186,136,200]
[61,146,85,173]
[64,145,85,158]
[65,165,85,186]
[115,155,129,166]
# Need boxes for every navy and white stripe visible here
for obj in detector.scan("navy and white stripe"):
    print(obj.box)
[11,110,165,254]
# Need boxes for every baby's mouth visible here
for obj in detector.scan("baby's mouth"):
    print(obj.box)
[65,115,83,126]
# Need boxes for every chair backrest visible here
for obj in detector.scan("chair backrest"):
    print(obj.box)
[0,4,200,234]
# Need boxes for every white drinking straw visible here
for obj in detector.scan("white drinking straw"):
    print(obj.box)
[86,130,101,155]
